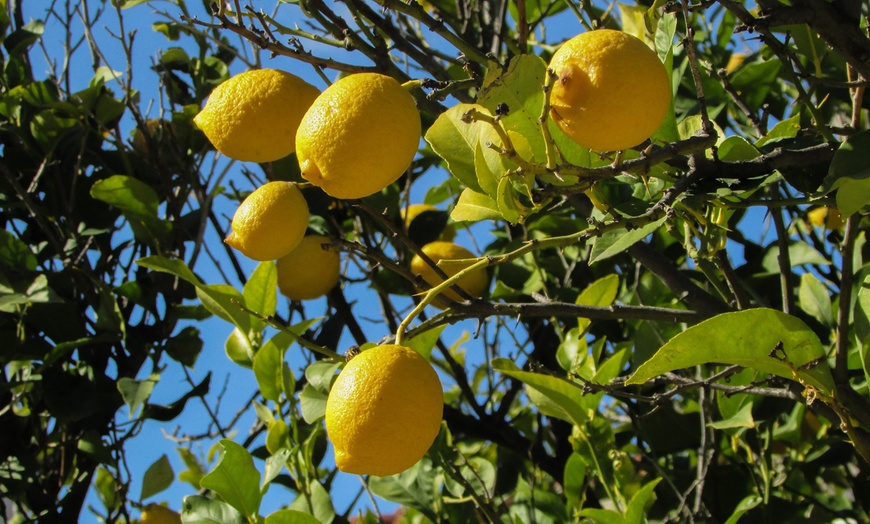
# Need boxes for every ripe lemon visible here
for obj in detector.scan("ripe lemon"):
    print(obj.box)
[276,235,341,300]
[325,344,443,476]
[401,203,455,242]
[410,241,488,307]
[296,73,421,199]
[548,29,671,151]
[140,504,182,524]
[194,69,320,162]
[225,181,309,261]
[807,206,844,230]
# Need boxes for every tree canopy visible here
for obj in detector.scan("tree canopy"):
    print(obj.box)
[3,0,870,522]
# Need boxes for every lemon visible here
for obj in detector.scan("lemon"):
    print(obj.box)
[296,73,421,199]
[548,29,671,151]
[410,241,488,307]
[194,69,320,162]
[140,504,182,524]
[225,181,309,261]
[325,344,443,476]
[402,203,455,242]
[807,206,844,230]
[276,235,341,300]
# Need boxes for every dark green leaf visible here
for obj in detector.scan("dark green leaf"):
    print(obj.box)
[589,217,667,264]
[141,454,174,501]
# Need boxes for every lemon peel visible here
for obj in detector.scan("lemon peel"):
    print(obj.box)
[225,181,310,261]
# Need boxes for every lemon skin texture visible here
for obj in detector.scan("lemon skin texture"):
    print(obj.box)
[325,344,444,476]
[808,206,844,230]
[296,73,421,199]
[225,181,310,261]
[194,69,320,162]
[140,504,182,524]
[410,241,488,307]
[548,29,671,151]
[276,235,341,300]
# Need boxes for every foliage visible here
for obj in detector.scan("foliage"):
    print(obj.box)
[4,0,870,523]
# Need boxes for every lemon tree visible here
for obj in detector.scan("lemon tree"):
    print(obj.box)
[9,1,870,523]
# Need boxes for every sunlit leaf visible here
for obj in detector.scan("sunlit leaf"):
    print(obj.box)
[140,454,174,501]
[200,440,261,518]
[492,358,587,425]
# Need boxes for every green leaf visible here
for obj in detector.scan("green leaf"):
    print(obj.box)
[288,480,335,524]
[761,241,830,272]
[823,129,870,216]
[425,104,488,193]
[450,188,502,223]
[0,229,36,270]
[265,420,289,455]
[140,454,174,501]
[254,332,292,401]
[263,448,290,489]
[709,401,756,430]
[138,256,252,333]
[368,462,438,522]
[717,136,760,162]
[755,114,800,148]
[225,327,253,367]
[177,447,206,490]
[623,478,663,524]
[626,308,835,395]
[265,509,322,524]
[723,495,763,524]
[492,358,588,425]
[95,467,120,512]
[0,273,62,312]
[299,384,328,424]
[181,495,245,524]
[117,374,159,417]
[798,273,833,327]
[576,274,620,333]
[199,440,262,518]
[90,175,170,243]
[404,324,446,361]
[477,54,548,164]
[589,217,667,264]
[243,262,277,336]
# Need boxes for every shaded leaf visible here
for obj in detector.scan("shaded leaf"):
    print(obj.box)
[141,454,174,501]
[589,217,667,264]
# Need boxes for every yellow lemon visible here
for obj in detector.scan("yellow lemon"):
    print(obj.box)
[401,203,455,242]
[325,344,443,476]
[225,181,309,261]
[276,235,341,300]
[140,504,182,524]
[548,29,671,151]
[807,206,844,230]
[410,241,488,307]
[296,73,421,199]
[194,69,320,162]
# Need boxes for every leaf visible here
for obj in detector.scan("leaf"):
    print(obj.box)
[404,324,446,361]
[709,401,756,430]
[90,175,170,243]
[288,480,335,524]
[450,188,502,223]
[723,495,763,524]
[798,273,833,327]
[199,440,262,518]
[265,509,322,524]
[299,384,328,424]
[176,447,206,490]
[368,462,438,522]
[623,478,663,524]
[0,229,36,270]
[589,217,667,264]
[243,261,277,336]
[254,331,294,401]
[225,327,253,368]
[822,129,870,216]
[181,495,245,524]
[424,104,488,193]
[140,454,174,501]
[117,374,158,417]
[576,274,620,333]
[138,256,252,333]
[492,358,588,425]
[263,448,290,489]
[626,308,835,395]
[717,136,760,162]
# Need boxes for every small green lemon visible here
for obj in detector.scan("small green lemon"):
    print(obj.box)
[548,29,671,151]
[225,181,309,261]
[276,235,341,300]
[410,241,488,307]
[296,73,421,199]
[194,69,320,162]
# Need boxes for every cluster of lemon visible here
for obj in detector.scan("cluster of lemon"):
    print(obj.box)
[190,29,670,478]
